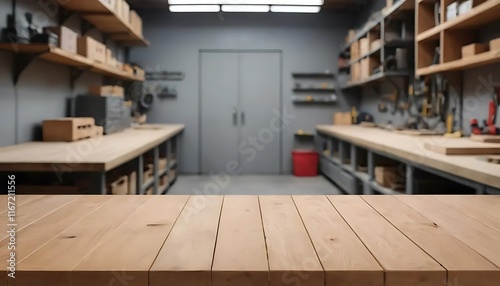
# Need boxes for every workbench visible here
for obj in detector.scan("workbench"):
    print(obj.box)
[2,195,500,286]
[0,124,184,195]
[316,125,500,195]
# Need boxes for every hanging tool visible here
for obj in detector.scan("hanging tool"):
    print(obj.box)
[470,86,500,135]
[351,107,358,124]
[444,99,462,138]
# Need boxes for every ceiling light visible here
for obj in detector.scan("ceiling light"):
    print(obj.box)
[222,5,270,12]
[271,5,321,13]
[169,5,221,12]
[169,0,323,5]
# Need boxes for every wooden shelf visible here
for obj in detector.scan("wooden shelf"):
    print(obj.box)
[417,25,440,42]
[293,88,336,93]
[292,73,335,79]
[342,71,410,90]
[58,0,149,47]
[350,47,381,65]
[417,50,500,76]
[0,44,144,82]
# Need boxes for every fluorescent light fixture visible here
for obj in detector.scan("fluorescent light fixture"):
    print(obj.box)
[222,4,270,12]
[271,5,321,13]
[169,0,323,5]
[169,5,220,12]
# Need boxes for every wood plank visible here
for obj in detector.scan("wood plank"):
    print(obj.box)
[259,196,323,286]
[364,196,500,286]
[212,196,269,286]
[11,196,150,286]
[72,196,189,286]
[0,195,44,214]
[0,124,184,172]
[397,196,500,268]
[432,196,500,233]
[470,134,500,143]
[328,195,445,286]
[424,138,500,155]
[0,196,77,241]
[292,196,383,286]
[150,196,223,286]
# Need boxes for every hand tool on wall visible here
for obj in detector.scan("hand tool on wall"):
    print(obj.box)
[470,86,500,135]
[444,99,462,138]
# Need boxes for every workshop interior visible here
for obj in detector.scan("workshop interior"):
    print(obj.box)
[0,0,500,284]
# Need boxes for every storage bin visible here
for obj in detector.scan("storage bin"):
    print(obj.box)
[292,150,318,177]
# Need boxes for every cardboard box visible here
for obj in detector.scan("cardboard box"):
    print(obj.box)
[89,85,124,97]
[334,112,352,125]
[121,0,130,23]
[461,43,489,58]
[108,175,128,195]
[105,48,117,66]
[360,58,368,79]
[359,37,370,56]
[490,37,500,51]
[350,40,360,61]
[351,62,361,82]
[129,10,143,36]
[77,36,106,63]
[43,26,78,54]
[375,166,400,188]
[123,64,134,74]
[370,39,382,51]
[458,0,486,15]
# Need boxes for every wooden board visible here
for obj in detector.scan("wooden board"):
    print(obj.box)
[0,124,184,172]
[424,138,500,155]
[394,129,444,136]
[328,196,446,286]
[212,196,268,286]
[11,196,149,286]
[149,196,223,286]
[259,196,323,286]
[3,195,500,286]
[316,125,500,188]
[364,196,500,286]
[293,196,383,286]
[72,196,189,286]
[470,134,500,143]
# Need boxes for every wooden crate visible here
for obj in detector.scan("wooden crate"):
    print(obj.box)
[43,117,100,142]
[334,112,352,125]
[108,175,128,195]
[375,166,402,188]
[461,43,488,58]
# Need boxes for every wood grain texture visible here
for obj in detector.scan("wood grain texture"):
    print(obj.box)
[316,125,500,188]
[11,196,149,286]
[149,196,223,286]
[364,196,500,286]
[73,196,189,286]
[423,139,500,155]
[397,196,500,268]
[0,195,44,215]
[259,196,324,286]
[0,124,184,172]
[212,196,269,286]
[293,196,383,286]
[328,196,446,286]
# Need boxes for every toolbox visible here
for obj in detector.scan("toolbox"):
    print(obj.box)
[42,117,100,142]
[75,95,131,134]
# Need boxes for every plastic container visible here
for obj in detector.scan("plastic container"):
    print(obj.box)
[292,150,319,177]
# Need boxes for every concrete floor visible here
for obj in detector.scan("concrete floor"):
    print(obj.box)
[167,175,342,195]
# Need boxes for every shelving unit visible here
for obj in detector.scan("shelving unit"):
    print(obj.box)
[416,0,500,76]
[292,73,335,79]
[293,88,336,93]
[339,0,415,92]
[58,0,149,47]
[292,72,337,105]
[0,44,145,84]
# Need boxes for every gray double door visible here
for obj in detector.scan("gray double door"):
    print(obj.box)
[201,51,282,175]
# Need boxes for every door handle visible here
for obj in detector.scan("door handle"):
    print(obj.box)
[232,108,237,125]
[241,111,245,125]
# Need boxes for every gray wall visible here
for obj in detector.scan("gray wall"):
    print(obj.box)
[0,0,127,146]
[130,11,357,174]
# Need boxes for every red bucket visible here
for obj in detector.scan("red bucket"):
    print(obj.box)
[292,150,318,177]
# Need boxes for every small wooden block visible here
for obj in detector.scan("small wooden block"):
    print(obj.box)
[470,134,500,143]
[43,117,96,142]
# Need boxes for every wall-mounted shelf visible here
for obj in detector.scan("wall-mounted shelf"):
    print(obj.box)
[416,0,500,76]
[0,44,145,84]
[292,73,335,79]
[293,100,337,104]
[341,71,410,90]
[293,88,336,93]
[58,0,149,47]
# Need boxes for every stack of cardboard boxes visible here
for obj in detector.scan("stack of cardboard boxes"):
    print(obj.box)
[349,32,381,83]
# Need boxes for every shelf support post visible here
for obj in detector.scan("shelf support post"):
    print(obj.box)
[136,154,144,195]
[405,163,415,195]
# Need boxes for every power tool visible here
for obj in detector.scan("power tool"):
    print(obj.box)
[471,86,500,135]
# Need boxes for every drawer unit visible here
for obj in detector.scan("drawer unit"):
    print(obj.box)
[320,156,336,182]
[320,155,357,194]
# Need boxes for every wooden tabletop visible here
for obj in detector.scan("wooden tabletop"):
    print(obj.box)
[0,124,184,172]
[2,195,500,286]
[316,125,500,188]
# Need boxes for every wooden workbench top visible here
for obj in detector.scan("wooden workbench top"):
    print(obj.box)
[0,124,184,172]
[2,195,500,286]
[316,125,500,188]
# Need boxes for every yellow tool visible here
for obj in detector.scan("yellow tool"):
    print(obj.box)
[444,109,462,138]
[351,106,358,124]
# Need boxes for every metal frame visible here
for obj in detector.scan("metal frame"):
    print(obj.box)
[318,133,495,195]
